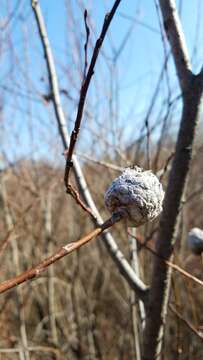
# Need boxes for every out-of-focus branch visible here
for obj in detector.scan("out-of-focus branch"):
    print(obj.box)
[31,0,148,300]
[159,0,192,92]
[77,152,123,172]
[0,198,38,258]
[169,304,203,342]
[1,180,30,360]
[0,210,147,301]
[129,231,203,287]
[128,229,144,360]
[44,191,58,344]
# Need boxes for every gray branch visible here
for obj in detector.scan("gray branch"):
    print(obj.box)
[159,0,192,92]
[142,1,203,358]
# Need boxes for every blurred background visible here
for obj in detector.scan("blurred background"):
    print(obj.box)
[0,1,203,359]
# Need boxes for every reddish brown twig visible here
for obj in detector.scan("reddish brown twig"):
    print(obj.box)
[0,211,124,295]
[63,1,121,219]
[63,151,97,220]
[128,231,203,287]
[83,9,90,79]
[66,183,96,220]
[64,0,121,187]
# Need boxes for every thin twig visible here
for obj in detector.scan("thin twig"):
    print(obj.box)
[83,9,90,79]
[128,231,203,287]
[76,152,123,172]
[169,304,203,342]
[65,181,96,219]
[155,0,172,101]
[157,151,174,181]
[44,192,58,344]
[128,229,143,360]
[135,51,171,162]
[64,0,122,185]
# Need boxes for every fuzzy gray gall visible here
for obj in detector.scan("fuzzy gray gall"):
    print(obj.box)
[105,167,165,227]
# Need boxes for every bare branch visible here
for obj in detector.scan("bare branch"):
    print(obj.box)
[144,81,202,360]
[64,0,122,184]
[158,0,192,92]
[169,304,203,342]
[31,0,148,300]
[129,231,203,287]
[129,229,145,360]
[143,79,203,359]
[76,152,124,172]
[0,212,121,294]
[142,2,203,358]
[0,210,147,301]
[83,9,90,80]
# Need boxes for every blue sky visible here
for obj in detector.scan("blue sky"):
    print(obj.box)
[0,0,203,167]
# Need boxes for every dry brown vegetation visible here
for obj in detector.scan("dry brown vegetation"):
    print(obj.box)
[0,143,202,359]
[0,0,203,359]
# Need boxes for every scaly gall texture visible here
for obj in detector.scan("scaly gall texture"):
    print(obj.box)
[105,167,164,227]
[188,227,203,255]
